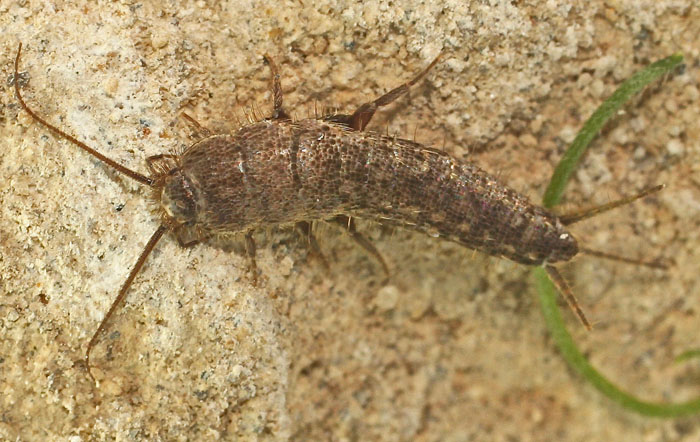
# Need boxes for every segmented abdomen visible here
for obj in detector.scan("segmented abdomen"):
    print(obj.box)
[183,119,578,265]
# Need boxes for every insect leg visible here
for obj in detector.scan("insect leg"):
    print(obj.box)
[173,224,206,248]
[146,154,180,176]
[332,215,390,277]
[181,112,212,138]
[245,231,259,286]
[323,57,443,274]
[263,54,290,120]
[296,221,329,269]
[348,54,441,131]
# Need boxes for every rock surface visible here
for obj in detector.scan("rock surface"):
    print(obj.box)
[1,1,699,440]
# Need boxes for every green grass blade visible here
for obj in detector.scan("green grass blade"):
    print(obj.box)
[534,53,700,416]
[535,268,700,417]
[675,350,700,364]
[542,54,684,208]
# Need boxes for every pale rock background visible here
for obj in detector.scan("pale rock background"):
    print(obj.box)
[1,1,699,440]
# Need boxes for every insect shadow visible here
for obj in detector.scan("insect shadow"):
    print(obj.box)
[12,43,666,384]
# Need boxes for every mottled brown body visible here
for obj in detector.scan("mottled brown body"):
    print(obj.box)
[163,119,577,266]
[16,43,663,382]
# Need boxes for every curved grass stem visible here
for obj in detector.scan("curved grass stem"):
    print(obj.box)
[535,53,699,417]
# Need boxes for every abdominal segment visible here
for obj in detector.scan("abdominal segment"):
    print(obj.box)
[181,119,577,265]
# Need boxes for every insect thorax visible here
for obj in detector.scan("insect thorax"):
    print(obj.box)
[161,168,200,227]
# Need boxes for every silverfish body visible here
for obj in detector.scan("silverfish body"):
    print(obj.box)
[161,119,577,266]
[15,43,663,381]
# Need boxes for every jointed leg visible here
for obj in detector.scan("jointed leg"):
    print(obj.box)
[263,54,290,120]
[332,215,389,277]
[296,221,329,269]
[245,231,259,286]
[146,154,180,175]
[173,224,206,248]
[181,112,212,138]
[350,54,441,131]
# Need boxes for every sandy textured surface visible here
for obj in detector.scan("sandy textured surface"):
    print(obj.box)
[1,1,699,440]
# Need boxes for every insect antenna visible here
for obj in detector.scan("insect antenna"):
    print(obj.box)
[85,225,168,383]
[13,43,154,187]
[14,43,170,383]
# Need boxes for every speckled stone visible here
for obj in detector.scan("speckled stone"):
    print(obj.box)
[1,1,699,440]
